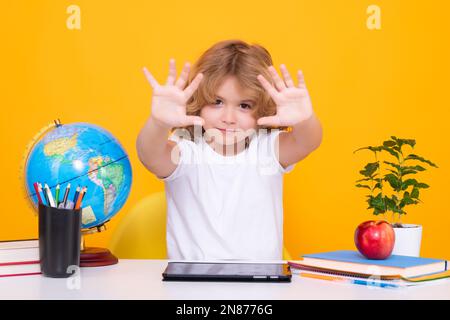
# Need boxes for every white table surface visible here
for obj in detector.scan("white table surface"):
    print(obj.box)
[1,259,449,300]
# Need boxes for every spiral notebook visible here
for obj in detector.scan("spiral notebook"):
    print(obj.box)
[288,250,449,282]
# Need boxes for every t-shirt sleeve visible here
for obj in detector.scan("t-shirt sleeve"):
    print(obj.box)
[157,129,196,182]
[270,130,295,174]
[257,130,295,175]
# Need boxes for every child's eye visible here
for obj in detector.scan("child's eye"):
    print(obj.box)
[214,99,223,106]
[240,103,252,110]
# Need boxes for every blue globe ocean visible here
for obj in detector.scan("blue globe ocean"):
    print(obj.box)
[25,122,132,229]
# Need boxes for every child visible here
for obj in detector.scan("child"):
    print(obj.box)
[137,40,323,260]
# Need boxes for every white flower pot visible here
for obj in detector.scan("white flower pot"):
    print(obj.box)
[391,224,422,257]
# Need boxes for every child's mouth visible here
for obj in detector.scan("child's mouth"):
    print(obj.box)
[216,128,237,133]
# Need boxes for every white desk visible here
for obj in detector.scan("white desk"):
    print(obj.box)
[1,260,449,300]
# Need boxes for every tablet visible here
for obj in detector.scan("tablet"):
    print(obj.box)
[162,262,292,282]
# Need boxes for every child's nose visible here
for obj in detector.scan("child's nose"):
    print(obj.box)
[222,105,236,124]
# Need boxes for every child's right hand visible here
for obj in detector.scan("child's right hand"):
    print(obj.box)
[143,59,205,129]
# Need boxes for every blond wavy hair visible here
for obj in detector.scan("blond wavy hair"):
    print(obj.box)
[173,39,287,142]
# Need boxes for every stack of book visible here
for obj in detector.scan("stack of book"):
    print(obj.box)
[288,250,450,288]
[0,239,41,278]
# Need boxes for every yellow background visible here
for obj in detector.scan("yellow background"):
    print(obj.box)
[1,1,449,259]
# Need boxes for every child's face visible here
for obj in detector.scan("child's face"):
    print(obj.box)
[200,75,258,145]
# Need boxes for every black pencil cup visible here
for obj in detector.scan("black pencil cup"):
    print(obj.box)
[38,203,82,278]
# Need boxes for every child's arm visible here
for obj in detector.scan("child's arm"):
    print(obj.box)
[257,65,323,168]
[136,59,204,178]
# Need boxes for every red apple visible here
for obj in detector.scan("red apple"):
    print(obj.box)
[354,220,395,260]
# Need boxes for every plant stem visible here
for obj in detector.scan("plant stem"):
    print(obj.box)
[374,151,387,220]
[395,148,405,226]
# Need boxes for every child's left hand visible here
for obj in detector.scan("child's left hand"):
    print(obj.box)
[257,65,314,127]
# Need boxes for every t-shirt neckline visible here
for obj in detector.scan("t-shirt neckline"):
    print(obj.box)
[201,134,254,160]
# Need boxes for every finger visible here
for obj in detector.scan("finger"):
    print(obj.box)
[183,116,205,127]
[143,67,159,89]
[175,62,190,89]
[297,70,307,89]
[257,74,279,99]
[257,116,281,127]
[166,58,177,85]
[280,64,295,88]
[268,66,286,91]
[183,73,204,99]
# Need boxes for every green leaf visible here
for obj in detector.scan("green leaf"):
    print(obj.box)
[403,165,426,172]
[400,194,418,208]
[404,154,438,168]
[400,138,416,149]
[384,173,401,190]
[367,193,385,212]
[383,161,401,171]
[355,184,371,190]
[354,145,384,154]
[359,162,379,178]
[390,137,416,149]
[401,178,418,190]
[401,170,417,176]
[355,178,372,183]
[382,147,400,159]
[373,182,383,190]
[411,187,419,199]
[416,183,430,189]
[401,166,426,177]
[386,169,399,175]
[384,196,397,212]
[383,140,396,147]
[373,208,385,215]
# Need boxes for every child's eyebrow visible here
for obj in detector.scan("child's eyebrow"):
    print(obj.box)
[216,95,255,104]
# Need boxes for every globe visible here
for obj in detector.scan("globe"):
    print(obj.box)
[25,122,132,229]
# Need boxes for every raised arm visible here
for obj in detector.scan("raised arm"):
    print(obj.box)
[136,59,204,178]
[257,65,323,168]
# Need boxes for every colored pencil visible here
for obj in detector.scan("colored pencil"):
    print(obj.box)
[55,184,60,207]
[72,186,80,208]
[33,182,43,204]
[44,184,55,207]
[74,187,85,210]
[79,187,87,208]
[62,183,71,208]
[299,272,400,288]
[41,183,49,206]
[38,183,46,205]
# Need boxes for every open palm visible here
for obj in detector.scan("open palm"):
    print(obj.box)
[257,65,313,127]
[143,59,204,129]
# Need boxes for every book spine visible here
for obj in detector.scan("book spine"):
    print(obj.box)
[0,272,42,278]
[0,260,40,267]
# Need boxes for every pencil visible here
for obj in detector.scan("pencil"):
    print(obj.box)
[41,183,49,206]
[38,183,46,206]
[74,187,85,210]
[79,187,87,208]
[55,184,60,207]
[44,184,56,207]
[37,183,46,205]
[72,186,80,208]
[62,183,71,208]
[33,182,43,204]
[299,272,399,288]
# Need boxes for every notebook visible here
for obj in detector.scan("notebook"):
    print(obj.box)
[293,250,447,278]
[0,239,39,265]
[162,262,292,282]
[0,239,41,277]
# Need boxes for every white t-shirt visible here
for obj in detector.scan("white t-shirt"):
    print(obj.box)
[159,129,295,260]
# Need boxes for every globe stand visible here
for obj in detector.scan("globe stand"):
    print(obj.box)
[80,224,118,267]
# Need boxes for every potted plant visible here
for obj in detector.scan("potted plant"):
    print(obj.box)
[354,136,438,257]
